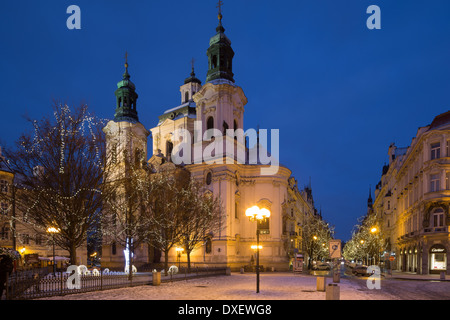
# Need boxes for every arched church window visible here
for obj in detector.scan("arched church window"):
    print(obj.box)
[207,117,214,130]
[166,141,173,160]
[206,172,212,185]
[212,55,217,69]
[223,121,229,136]
[205,237,212,254]
[135,148,143,166]
[185,91,189,103]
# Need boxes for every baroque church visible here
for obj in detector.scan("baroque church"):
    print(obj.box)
[100,8,318,271]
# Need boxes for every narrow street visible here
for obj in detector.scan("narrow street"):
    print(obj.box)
[343,270,450,300]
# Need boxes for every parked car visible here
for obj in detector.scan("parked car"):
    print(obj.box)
[313,262,331,271]
[352,265,369,276]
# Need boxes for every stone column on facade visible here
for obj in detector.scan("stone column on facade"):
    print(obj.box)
[446,242,450,275]
[441,169,446,191]
[421,242,429,275]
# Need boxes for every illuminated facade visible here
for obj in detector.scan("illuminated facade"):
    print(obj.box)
[101,10,321,271]
[374,111,450,275]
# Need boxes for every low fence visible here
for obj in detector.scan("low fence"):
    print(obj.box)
[5,267,228,300]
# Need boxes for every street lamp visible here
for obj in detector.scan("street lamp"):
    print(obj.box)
[245,205,270,293]
[370,226,380,266]
[176,247,184,269]
[47,226,60,276]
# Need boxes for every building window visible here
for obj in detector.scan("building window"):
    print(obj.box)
[35,234,42,245]
[185,91,189,103]
[1,226,9,240]
[0,202,8,216]
[432,208,444,227]
[0,180,8,193]
[205,237,212,254]
[430,174,440,192]
[206,172,212,185]
[223,121,229,136]
[431,142,441,160]
[166,141,173,160]
[22,234,30,245]
[235,201,239,219]
[207,117,214,131]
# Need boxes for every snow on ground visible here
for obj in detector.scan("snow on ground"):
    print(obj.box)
[38,272,395,300]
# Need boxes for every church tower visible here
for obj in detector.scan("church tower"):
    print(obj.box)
[103,55,150,182]
[101,55,150,268]
[193,5,247,163]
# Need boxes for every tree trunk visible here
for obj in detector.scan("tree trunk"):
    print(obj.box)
[69,243,77,266]
[164,248,170,276]
[128,237,133,281]
[187,249,191,273]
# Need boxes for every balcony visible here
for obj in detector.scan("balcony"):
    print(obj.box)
[423,190,450,201]
[423,226,448,234]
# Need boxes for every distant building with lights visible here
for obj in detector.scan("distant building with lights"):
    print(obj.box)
[0,147,87,268]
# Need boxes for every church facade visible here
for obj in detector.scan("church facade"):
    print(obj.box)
[101,10,320,271]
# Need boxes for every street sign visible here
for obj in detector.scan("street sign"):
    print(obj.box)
[329,240,341,259]
[389,256,395,262]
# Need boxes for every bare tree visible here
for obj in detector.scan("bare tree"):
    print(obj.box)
[146,167,190,275]
[101,145,154,278]
[177,178,223,272]
[1,103,110,265]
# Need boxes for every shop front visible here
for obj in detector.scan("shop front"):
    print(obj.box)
[429,244,447,274]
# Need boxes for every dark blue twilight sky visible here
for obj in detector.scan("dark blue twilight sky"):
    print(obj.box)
[1,1,450,241]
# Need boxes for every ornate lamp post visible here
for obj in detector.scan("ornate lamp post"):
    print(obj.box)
[371,226,379,266]
[245,205,270,293]
[47,226,60,276]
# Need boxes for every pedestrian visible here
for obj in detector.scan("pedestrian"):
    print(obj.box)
[0,254,14,300]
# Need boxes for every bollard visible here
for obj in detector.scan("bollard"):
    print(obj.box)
[316,276,326,292]
[333,270,340,283]
[326,283,340,300]
[440,271,446,280]
[240,267,244,274]
[152,270,161,286]
[226,267,231,276]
